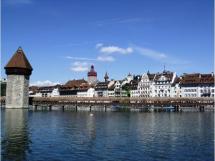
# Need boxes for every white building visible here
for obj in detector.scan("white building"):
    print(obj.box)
[130,88,139,97]
[77,88,95,97]
[114,81,122,97]
[180,73,214,98]
[51,88,60,97]
[170,77,181,97]
[107,80,127,97]
[138,72,155,98]
[151,71,176,97]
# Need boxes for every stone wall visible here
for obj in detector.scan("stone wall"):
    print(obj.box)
[6,75,29,108]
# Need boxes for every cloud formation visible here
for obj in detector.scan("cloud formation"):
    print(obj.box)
[70,61,89,72]
[66,43,132,72]
[133,45,167,60]
[97,44,133,55]
[30,80,60,86]
[132,44,190,65]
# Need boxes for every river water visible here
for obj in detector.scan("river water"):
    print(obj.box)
[1,109,214,161]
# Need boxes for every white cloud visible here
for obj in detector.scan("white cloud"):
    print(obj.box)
[97,55,115,62]
[133,46,167,60]
[70,61,89,72]
[132,45,190,65]
[66,44,132,66]
[99,46,133,54]
[30,80,60,86]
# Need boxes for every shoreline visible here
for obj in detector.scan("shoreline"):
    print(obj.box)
[1,105,214,112]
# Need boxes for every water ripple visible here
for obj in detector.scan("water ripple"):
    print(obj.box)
[1,110,214,161]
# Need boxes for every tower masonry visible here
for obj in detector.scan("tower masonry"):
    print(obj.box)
[4,47,33,108]
[87,65,97,85]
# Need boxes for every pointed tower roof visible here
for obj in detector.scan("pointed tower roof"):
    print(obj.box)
[5,47,33,70]
[104,72,109,78]
[104,72,109,82]
[5,47,33,76]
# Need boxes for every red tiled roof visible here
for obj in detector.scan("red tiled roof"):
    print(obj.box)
[64,79,88,88]
[180,73,214,84]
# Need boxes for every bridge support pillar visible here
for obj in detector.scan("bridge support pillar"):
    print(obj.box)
[49,105,52,111]
[174,105,179,112]
[104,105,107,112]
[199,106,204,112]
[161,105,164,112]
[90,105,92,112]
[75,105,78,112]
[34,105,37,111]
[62,105,64,111]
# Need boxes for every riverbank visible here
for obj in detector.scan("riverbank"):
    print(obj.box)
[1,105,214,112]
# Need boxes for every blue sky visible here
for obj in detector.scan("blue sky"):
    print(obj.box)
[1,0,213,85]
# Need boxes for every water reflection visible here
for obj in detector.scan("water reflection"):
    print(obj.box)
[1,109,30,161]
[1,110,214,161]
[86,114,96,140]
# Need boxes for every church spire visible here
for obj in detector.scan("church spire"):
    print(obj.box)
[104,72,109,82]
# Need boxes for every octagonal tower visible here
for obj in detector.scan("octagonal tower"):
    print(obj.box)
[4,47,33,108]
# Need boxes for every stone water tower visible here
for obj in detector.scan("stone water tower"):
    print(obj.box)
[4,47,33,108]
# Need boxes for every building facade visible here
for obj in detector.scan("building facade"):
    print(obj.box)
[180,73,214,98]
[151,71,176,97]
[138,72,155,98]
[77,88,95,97]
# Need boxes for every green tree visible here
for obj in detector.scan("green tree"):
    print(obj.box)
[0,82,6,96]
